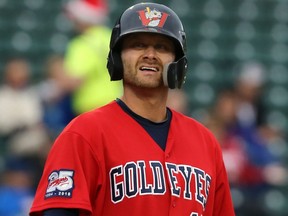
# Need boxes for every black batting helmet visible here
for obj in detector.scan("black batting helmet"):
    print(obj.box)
[107,2,188,89]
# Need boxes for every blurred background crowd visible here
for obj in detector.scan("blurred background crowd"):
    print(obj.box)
[0,0,287,215]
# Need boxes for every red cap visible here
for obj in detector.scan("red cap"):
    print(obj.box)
[65,0,108,24]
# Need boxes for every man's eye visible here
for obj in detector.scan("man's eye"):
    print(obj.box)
[156,44,166,49]
[155,44,171,51]
[134,43,145,48]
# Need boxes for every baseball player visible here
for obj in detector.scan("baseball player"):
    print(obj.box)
[30,2,235,216]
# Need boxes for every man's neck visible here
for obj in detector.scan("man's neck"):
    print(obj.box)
[121,86,168,122]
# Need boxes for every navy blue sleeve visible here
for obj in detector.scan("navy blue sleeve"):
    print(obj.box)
[43,208,79,216]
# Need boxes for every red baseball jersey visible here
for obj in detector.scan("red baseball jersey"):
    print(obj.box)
[30,101,235,216]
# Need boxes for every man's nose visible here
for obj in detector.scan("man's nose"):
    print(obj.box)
[143,46,157,59]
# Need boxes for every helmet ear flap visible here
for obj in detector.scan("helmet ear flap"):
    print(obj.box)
[163,56,188,89]
[107,50,123,80]
[107,22,123,80]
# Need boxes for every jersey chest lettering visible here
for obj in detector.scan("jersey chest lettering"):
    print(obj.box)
[109,160,211,208]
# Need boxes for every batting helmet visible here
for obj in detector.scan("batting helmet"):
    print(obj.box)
[107,2,188,89]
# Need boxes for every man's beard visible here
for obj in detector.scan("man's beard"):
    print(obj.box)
[123,62,164,88]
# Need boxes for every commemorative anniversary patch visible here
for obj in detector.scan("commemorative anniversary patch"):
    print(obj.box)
[45,169,75,199]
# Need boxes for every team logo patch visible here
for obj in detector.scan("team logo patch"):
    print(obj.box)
[138,7,169,27]
[45,169,75,199]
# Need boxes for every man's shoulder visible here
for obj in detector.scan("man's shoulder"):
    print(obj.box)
[171,110,201,126]
[78,101,120,120]
[171,110,214,136]
[62,101,121,133]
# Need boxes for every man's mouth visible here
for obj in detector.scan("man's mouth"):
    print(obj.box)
[139,66,159,72]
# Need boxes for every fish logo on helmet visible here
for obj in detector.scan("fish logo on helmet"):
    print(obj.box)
[107,2,188,89]
[138,7,169,27]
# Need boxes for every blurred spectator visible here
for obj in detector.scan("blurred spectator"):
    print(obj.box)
[37,55,76,138]
[63,0,122,115]
[0,57,49,157]
[167,89,189,114]
[233,61,267,128]
[204,90,246,183]
[232,62,287,172]
[205,90,265,185]
[0,157,35,216]
[205,86,288,215]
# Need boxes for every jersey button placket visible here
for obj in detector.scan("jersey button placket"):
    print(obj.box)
[172,200,176,208]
